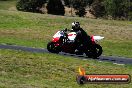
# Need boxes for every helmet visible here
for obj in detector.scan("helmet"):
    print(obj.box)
[72,22,80,29]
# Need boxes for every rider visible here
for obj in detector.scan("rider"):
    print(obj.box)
[70,21,92,54]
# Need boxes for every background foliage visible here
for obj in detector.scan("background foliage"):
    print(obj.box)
[15,0,132,20]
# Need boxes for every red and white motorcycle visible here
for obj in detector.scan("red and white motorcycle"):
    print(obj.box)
[47,29,104,58]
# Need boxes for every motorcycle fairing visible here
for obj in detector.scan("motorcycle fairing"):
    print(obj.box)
[68,32,77,41]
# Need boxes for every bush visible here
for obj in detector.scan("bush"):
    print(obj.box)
[16,0,46,13]
[103,0,131,20]
[46,0,65,15]
[75,7,87,17]
[89,0,105,18]
[72,0,89,17]
[128,12,132,21]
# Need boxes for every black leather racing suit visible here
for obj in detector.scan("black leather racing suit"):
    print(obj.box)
[71,27,92,52]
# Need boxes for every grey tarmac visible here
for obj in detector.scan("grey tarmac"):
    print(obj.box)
[0,44,132,65]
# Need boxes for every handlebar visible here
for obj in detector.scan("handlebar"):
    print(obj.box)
[63,28,71,32]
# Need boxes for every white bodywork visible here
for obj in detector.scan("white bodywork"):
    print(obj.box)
[53,31,64,38]
[53,31,104,42]
[93,36,104,43]
[68,32,77,41]
[53,31,77,41]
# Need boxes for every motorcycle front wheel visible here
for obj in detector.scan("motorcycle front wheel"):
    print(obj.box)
[47,42,60,53]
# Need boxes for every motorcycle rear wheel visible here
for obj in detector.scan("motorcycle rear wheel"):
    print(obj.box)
[94,44,102,58]
[86,44,102,59]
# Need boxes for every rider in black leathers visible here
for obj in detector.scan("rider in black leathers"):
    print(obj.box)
[70,22,92,54]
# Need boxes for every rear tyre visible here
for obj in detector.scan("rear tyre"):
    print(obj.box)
[92,44,102,58]
[86,44,102,59]
[95,44,102,56]
[47,42,60,53]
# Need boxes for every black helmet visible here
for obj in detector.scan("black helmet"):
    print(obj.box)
[72,22,80,29]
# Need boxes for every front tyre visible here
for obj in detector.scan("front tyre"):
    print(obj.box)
[47,42,60,53]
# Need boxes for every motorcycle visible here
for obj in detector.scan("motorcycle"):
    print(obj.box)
[47,29,104,58]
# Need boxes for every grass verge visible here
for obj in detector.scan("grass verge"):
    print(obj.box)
[0,49,132,88]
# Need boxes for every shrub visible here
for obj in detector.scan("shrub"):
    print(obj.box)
[46,0,65,15]
[16,0,46,13]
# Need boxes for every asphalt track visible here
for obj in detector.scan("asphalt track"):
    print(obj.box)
[0,44,132,65]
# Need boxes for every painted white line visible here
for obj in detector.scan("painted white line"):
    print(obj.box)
[83,59,87,60]
[113,63,125,65]
[98,61,102,62]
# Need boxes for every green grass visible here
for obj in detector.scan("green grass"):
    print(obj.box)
[0,49,132,88]
[0,1,132,87]
[102,40,132,57]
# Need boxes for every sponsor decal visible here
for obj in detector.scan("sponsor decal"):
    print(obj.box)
[76,67,131,84]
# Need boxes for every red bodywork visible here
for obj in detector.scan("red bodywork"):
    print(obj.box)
[51,33,96,53]
[91,35,95,44]
[52,37,60,42]
[52,36,75,53]
[52,37,60,46]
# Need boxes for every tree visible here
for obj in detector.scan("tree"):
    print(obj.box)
[89,0,105,18]
[64,0,93,7]
[65,0,74,16]
[64,0,70,7]
[72,0,90,17]
[128,0,132,20]
[103,0,131,19]
[75,7,87,17]
[16,0,46,13]
[46,0,65,15]
[63,0,93,17]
